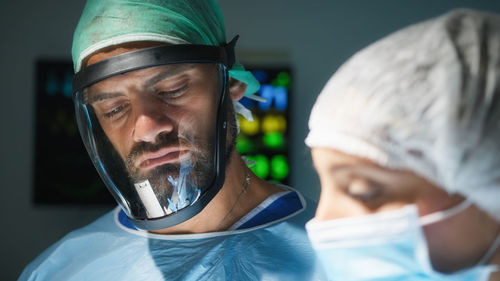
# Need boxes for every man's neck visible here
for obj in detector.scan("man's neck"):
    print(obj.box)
[149,151,283,234]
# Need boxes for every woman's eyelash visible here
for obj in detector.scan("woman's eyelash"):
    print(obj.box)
[346,178,383,201]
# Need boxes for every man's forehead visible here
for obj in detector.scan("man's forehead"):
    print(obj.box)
[84,41,170,68]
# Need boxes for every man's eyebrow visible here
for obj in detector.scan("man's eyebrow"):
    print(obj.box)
[83,64,197,104]
[144,63,196,88]
[84,91,123,104]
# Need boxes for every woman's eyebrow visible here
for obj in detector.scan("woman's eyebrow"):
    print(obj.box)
[327,164,389,179]
[327,163,373,172]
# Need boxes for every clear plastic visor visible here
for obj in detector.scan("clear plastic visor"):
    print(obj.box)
[74,63,226,225]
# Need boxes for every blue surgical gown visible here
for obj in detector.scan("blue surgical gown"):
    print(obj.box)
[19,187,326,281]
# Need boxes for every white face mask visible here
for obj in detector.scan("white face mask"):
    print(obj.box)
[306,200,500,281]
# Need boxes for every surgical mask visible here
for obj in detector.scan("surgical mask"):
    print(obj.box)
[306,200,500,281]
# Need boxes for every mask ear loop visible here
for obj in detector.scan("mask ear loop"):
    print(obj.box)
[477,231,500,265]
[419,199,500,266]
[418,199,472,226]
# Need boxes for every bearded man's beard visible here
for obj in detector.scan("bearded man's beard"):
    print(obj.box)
[123,99,238,201]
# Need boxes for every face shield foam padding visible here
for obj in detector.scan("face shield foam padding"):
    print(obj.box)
[73,42,236,230]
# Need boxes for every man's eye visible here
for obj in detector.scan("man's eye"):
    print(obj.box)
[103,104,128,119]
[158,84,188,98]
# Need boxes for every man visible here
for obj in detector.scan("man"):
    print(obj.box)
[304,9,500,281]
[19,0,325,280]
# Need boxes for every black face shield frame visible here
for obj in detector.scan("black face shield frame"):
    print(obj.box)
[71,36,238,230]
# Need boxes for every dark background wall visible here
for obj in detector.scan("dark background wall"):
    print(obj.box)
[2,1,500,280]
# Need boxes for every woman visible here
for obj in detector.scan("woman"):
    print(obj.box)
[305,9,500,281]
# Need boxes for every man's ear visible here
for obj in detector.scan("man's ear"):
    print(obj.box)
[229,78,247,101]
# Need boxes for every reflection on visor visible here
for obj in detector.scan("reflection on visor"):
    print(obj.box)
[133,157,201,217]
[166,157,201,213]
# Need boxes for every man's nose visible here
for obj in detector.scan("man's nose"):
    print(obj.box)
[132,98,174,143]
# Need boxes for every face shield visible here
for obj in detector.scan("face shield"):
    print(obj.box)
[72,37,238,230]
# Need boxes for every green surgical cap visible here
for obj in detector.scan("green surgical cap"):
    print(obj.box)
[72,0,259,95]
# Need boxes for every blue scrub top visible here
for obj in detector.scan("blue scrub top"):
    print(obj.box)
[19,186,327,281]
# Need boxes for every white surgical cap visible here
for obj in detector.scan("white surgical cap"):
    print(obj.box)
[305,9,500,221]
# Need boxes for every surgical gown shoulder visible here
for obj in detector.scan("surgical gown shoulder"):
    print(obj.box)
[18,196,326,281]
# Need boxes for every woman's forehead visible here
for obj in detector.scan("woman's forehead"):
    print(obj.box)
[311,147,379,169]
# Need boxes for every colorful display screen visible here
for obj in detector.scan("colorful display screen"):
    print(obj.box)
[237,68,291,185]
[34,60,291,205]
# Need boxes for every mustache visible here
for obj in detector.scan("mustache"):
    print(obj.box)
[125,133,195,167]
